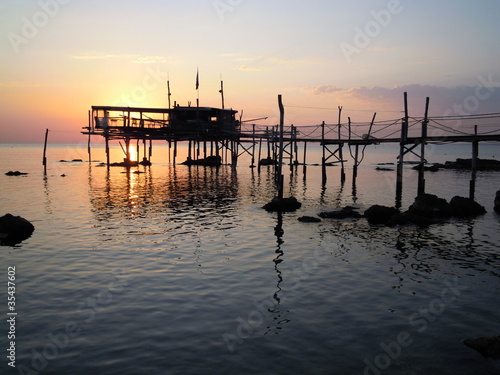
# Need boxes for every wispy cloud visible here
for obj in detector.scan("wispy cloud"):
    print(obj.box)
[303,85,343,95]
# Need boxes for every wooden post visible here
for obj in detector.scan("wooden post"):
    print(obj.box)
[321,121,327,185]
[168,140,171,163]
[257,135,263,173]
[220,80,225,109]
[302,141,307,177]
[353,145,359,182]
[470,125,478,200]
[42,128,49,172]
[173,140,177,165]
[418,97,429,196]
[251,124,256,167]
[105,131,110,167]
[87,110,92,162]
[338,106,346,183]
[294,126,299,165]
[232,140,238,167]
[277,95,285,199]
[396,92,409,208]
[290,125,294,173]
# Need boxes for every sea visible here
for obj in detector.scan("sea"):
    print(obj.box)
[1,142,499,375]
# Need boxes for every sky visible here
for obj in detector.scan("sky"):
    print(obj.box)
[1,0,500,143]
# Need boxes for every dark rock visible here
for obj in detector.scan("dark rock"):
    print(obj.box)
[0,213,35,246]
[319,206,362,219]
[182,156,221,166]
[375,167,394,171]
[412,164,440,172]
[110,159,139,167]
[440,158,500,171]
[5,171,28,176]
[463,335,500,359]
[450,196,486,217]
[259,157,277,166]
[72,159,83,162]
[386,212,439,227]
[407,194,453,218]
[263,197,302,212]
[495,190,500,213]
[298,216,321,223]
[364,205,399,224]
[139,159,152,166]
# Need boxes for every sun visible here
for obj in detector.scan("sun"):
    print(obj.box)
[128,144,137,162]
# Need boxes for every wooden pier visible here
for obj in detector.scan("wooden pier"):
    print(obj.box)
[82,93,500,205]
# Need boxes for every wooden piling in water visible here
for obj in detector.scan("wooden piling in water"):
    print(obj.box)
[417,97,430,196]
[277,95,285,199]
[42,128,49,172]
[396,92,409,208]
[321,121,327,185]
[470,125,479,200]
[338,106,346,184]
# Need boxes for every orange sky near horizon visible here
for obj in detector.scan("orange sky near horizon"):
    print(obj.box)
[1,0,500,143]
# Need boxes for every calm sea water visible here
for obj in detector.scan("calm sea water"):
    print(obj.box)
[1,142,499,375]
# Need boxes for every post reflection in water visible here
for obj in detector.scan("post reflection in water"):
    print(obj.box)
[264,211,291,335]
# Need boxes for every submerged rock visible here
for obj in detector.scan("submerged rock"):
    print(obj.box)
[495,190,500,213]
[263,197,302,212]
[182,156,221,166]
[386,212,440,227]
[407,194,453,218]
[5,171,28,176]
[259,157,277,166]
[411,164,440,172]
[319,206,362,219]
[450,196,486,217]
[298,216,321,223]
[0,213,35,246]
[438,158,500,171]
[463,335,500,359]
[364,205,399,225]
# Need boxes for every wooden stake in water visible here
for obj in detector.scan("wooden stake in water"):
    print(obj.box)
[470,125,479,200]
[42,128,49,172]
[277,95,285,199]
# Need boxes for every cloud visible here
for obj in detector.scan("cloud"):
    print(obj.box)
[305,85,343,95]
[346,83,500,116]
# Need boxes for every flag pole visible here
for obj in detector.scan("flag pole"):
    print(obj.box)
[196,67,199,107]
